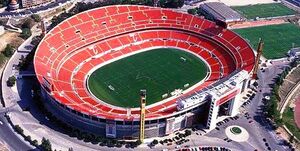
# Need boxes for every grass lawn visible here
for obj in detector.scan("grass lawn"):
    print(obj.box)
[234,23,300,59]
[282,107,300,139]
[230,127,242,134]
[232,3,296,19]
[88,48,208,108]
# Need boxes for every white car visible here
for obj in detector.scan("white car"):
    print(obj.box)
[264,95,270,100]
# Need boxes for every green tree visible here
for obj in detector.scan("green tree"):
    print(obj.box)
[136,140,142,145]
[0,20,4,25]
[185,129,192,136]
[30,35,43,46]
[187,8,197,15]
[2,44,14,57]
[21,18,35,29]
[25,135,32,141]
[152,139,158,145]
[7,76,16,87]
[20,28,32,39]
[290,60,298,67]
[14,125,23,134]
[40,137,52,151]
[0,0,8,8]
[144,0,153,5]
[160,0,184,8]
[31,14,41,22]
[289,135,294,143]
[32,140,38,146]
[253,81,258,87]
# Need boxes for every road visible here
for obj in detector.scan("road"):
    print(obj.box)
[0,0,71,18]
[0,24,40,151]
[0,109,35,151]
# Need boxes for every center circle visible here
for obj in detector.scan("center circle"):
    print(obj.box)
[87,48,208,108]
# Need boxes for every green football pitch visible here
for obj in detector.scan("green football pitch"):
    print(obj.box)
[88,48,208,108]
[232,3,296,19]
[234,23,300,59]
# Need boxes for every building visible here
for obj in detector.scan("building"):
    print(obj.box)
[21,0,54,8]
[34,5,255,139]
[286,0,300,7]
[199,2,244,26]
[8,0,19,11]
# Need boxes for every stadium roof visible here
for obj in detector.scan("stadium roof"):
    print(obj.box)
[199,2,243,23]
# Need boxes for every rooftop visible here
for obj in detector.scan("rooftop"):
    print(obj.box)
[200,2,243,22]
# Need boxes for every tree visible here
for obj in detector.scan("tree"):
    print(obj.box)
[185,129,192,136]
[159,0,184,8]
[20,28,32,39]
[253,81,258,87]
[31,35,43,46]
[0,0,8,8]
[2,44,14,57]
[32,140,38,146]
[289,135,294,143]
[21,18,35,29]
[135,140,142,146]
[178,133,185,138]
[0,20,4,25]
[187,8,197,15]
[40,137,52,151]
[152,139,158,145]
[7,76,16,87]
[290,60,298,67]
[31,14,41,22]
[25,135,32,141]
[144,0,153,5]
[14,125,23,134]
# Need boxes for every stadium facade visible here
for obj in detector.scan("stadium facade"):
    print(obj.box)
[34,5,255,139]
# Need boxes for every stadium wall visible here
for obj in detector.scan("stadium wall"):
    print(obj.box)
[41,87,207,139]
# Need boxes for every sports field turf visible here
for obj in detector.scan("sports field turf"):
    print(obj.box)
[88,48,208,108]
[234,23,300,59]
[232,3,296,19]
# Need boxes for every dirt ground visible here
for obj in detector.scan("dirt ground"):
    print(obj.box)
[0,31,24,52]
[230,19,286,29]
[0,141,9,151]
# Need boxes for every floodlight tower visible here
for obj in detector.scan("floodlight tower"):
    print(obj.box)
[139,89,146,143]
[252,38,264,79]
[41,19,47,36]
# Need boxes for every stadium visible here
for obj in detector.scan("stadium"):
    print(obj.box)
[34,5,255,139]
